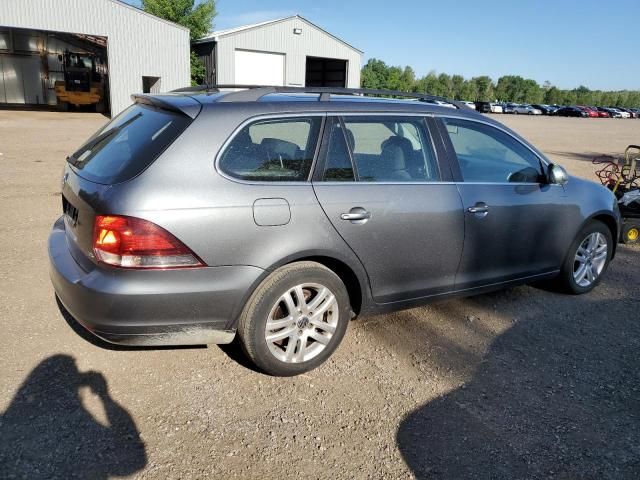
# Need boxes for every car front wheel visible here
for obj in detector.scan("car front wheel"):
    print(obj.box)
[556,220,612,294]
[238,261,351,376]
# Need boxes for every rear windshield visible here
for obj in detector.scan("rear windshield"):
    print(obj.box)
[67,103,192,184]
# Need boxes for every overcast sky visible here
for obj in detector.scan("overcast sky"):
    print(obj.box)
[125,0,640,91]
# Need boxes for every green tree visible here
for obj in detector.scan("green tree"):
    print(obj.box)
[521,79,542,103]
[142,0,217,85]
[471,76,493,101]
[399,66,416,92]
[361,58,390,90]
[436,73,453,98]
[451,74,465,99]
[574,85,591,105]
[543,87,562,105]
[359,58,640,107]
[495,75,524,102]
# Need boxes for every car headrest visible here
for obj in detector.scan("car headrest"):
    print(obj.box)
[260,137,299,159]
[380,143,407,171]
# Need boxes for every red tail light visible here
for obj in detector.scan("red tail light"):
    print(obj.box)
[93,215,205,269]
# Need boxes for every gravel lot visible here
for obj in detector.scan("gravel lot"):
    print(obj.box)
[0,111,638,479]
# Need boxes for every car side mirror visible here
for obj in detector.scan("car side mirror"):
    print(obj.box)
[548,164,569,185]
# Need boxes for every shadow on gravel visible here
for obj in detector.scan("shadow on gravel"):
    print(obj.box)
[0,355,147,479]
[396,292,640,479]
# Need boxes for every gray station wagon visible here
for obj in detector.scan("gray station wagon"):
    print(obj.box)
[49,86,621,376]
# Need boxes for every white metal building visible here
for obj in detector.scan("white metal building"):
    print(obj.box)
[193,16,363,89]
[0,0,190,115]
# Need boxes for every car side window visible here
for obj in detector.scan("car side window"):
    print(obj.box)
[219,117,322,181]
[443,118,545,183]
[322,119,355,182]
[337,116,439,182]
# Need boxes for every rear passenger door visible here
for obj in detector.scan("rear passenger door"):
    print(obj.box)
[312,115,464,304]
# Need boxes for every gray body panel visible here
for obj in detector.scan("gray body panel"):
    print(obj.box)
[313,183,464,303]
[455,183,572,289]
[48,92,621,346]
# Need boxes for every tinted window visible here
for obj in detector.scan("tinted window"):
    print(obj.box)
[68,104,192,184]
[444,118,544,183]
[340,116,439,182]
[323,120,355,181]
[219,117,322,182]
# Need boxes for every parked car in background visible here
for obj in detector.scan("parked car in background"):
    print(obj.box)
[555,106,589,117]
[47,86,620,376]
[475,101,492,113]
[629,108,640,117]
[597,107,619,118]
[608,107,630,118]
[531,104,555,115]
[490,103,503,113]
[617,107,637,118]
[593,107,611,118]
[513,104,542,115]
[503,103,519,114]
[577,106,599,118]
[461,101,476,110]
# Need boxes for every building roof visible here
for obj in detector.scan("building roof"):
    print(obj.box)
[111,0,190,32]
[195,15,363,53]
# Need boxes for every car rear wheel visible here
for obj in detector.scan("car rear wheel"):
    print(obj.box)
[238,261,351,376]
[556,220,612,294]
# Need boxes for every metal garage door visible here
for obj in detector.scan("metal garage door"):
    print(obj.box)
[234,49,284,86]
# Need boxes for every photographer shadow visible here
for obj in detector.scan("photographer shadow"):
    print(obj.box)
[0,354,146,479]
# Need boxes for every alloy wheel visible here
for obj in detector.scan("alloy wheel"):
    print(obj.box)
[573,232,608,287]
[264,283,339,363]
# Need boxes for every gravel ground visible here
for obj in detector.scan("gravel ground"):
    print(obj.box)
[0,111,638,479]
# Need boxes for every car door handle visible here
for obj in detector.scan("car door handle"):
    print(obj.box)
[467,206,489,213]
[341,208,371,223]
[468,203,490,214]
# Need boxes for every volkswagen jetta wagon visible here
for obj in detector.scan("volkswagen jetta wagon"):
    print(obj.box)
[49,86,620,376]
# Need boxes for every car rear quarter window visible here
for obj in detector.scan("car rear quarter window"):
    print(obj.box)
[219,117,322,182]
[68,104,192,184]
[443,118,544,184]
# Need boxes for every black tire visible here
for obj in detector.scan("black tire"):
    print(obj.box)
[555,220,613,294]
[238,261,351,376]
[621,221,640,244]
[58,101,69,112]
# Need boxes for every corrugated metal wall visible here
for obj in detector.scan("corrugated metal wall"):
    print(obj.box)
[0,0,190,115]
[215,17,362,88]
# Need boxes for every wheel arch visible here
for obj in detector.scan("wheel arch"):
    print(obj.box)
[582,212,620,258]
[225,251,372,330]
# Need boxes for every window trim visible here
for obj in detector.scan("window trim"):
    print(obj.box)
[314,113,444,185]
[436,115,557,186]
[314,116,359,182]
[215,113,326,185]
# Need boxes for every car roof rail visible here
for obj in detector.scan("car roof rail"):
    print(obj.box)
[171,84,471,109]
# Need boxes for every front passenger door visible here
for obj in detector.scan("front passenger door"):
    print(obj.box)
[439,117,571,290]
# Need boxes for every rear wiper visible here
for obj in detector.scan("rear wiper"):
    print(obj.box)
[67,113,143,165]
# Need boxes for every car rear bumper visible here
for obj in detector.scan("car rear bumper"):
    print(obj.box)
[49,216,265,346]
